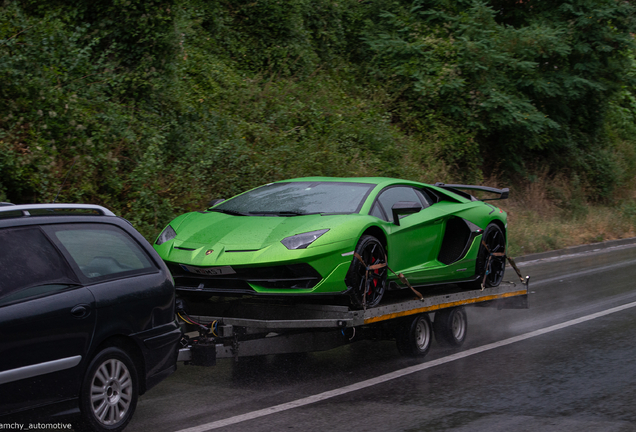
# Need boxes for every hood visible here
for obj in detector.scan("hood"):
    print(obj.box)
[172,211,341,250]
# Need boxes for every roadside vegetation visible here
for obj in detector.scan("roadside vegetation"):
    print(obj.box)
[1,0,635,255]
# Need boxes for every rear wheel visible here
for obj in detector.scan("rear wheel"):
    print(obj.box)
[473,223,506,288]
[434,307,467,347]
[346,235,387,309]
[79,347,139,432]
[395,314,432,357]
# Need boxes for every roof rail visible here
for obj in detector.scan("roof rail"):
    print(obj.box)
[0,203,116,217]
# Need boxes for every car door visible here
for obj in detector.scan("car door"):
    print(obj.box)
[371,186,450,283]
[0,226,96,415]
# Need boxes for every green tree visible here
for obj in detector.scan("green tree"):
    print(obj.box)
[364,0,636,193]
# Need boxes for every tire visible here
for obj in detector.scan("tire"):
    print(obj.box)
[345,235,387,309]
[79,347,139,432]
[395,314,432,357]
[472,223,506,288]
[434,307,467,347]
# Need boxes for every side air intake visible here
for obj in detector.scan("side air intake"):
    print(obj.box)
[438,217,472,265]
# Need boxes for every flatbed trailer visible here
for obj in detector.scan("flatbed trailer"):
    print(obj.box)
[176,276,529,365]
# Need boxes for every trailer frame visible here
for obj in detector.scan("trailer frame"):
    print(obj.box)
[176,276,529,365]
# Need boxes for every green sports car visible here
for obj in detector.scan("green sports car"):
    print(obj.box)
[154,177,508,308]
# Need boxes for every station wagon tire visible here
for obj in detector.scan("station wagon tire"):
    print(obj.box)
[78,347,139,432]
[395,314,432,357]
[345,235,388,309]
[433,307,467,347]
[472,223,506,289]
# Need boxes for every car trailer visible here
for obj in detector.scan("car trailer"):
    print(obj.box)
[176,275,529,365]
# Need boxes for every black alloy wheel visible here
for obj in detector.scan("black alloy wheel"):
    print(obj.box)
[346,235,388,309]
[474,223,506,288]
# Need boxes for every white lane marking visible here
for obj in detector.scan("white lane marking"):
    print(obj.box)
[529,258,636,287]
[175,300,636,432]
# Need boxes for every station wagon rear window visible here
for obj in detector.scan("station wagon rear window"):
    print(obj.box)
[46,224,154,280]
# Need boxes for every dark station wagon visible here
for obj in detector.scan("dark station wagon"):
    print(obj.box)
[0,204,181,431]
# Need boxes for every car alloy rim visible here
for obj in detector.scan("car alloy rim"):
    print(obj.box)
[90,358,133,425]
[356,240,387,306]
[483,226,505,286]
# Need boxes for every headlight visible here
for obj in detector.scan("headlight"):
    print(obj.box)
[156,225,177,245]
[281,229,329,250]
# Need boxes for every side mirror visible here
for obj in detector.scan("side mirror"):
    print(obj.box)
[391,201,422,226]
[208,198,225,208]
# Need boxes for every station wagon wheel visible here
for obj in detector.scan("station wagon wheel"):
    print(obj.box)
[396,313,432,357]
[79,347,139,432]
[474,223,506,288]
[346,235,387,309]
[434,306,467,347]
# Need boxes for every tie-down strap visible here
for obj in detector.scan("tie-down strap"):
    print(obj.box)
[353,252,424,303]
[480,240,526,289]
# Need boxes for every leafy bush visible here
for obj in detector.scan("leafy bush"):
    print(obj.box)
[1,0,636,243]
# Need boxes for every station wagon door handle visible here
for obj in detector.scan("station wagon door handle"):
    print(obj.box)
[71,304,90,319]
[432,218,444,224]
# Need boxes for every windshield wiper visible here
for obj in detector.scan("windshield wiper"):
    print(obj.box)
[209,208,248,216]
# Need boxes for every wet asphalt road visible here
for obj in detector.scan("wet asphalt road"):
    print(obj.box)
[128,243,636,432]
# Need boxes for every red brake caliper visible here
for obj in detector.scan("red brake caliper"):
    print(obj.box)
[370,257,378,292]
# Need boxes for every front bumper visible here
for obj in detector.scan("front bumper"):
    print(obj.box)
[160,240,357,296]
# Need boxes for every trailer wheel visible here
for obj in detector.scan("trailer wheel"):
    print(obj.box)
[434,307,467,347]
[346,235,387,309]
[78,347,139,432]
[396,314,432,357]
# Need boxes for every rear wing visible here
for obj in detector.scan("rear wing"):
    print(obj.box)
[433,183,509,201]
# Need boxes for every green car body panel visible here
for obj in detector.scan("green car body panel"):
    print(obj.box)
[153,177,508,297]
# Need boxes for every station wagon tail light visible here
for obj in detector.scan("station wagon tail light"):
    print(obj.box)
[281,229,329,250]
[156,225,177,245]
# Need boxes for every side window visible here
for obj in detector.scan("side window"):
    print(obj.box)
[370,202,387,221]
[46,224,155,281]
[0,228,79,306]
[419,188,437,205]
[377,187,424,223]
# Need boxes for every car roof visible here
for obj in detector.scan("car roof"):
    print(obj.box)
[278,176,426,189]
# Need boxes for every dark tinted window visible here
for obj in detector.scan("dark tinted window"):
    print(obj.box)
[377,187,423,223]
[47,224,154,280]
[213,182,375,215]
[417,189,434,206]
[370,203,386,220]
[0,228,79,301]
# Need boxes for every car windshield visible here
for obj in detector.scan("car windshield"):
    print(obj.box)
[212,182,375,215]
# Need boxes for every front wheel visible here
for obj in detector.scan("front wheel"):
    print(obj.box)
[345,235,387,309]
[79,347,139,432]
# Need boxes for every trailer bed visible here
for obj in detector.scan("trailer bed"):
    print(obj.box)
[177,278,529,364]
